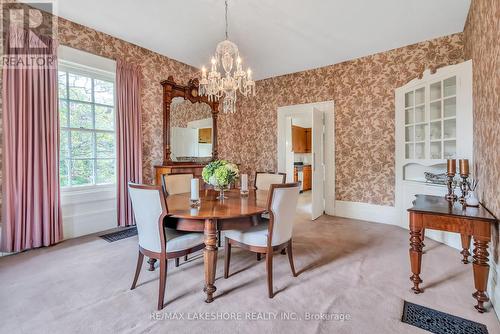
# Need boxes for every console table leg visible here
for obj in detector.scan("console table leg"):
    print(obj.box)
[409,214,423,294]
[460,234,471,264]
[203,218,218,303]
[472,238,490,313]
[420,228,426,248]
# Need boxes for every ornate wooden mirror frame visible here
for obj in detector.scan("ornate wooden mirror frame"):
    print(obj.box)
[161,76,219,165]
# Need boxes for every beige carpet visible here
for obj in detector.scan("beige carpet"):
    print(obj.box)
[0,197,499,334]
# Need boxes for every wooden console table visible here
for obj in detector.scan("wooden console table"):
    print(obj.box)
[408,194,497,313]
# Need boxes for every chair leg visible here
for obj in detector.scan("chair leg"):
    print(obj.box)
[218,230,222,247]
[266,252,274,298]
[131,251,144,290]
[157,258,168,310]
[257,253,262,261]
[224,237,231,279]
[175,258,180,267]
[287,242,297,277]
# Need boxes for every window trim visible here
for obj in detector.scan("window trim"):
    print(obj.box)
[58,60,117,191]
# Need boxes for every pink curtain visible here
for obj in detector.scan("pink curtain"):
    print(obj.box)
[1,27,63,252]
[116,60,143,227]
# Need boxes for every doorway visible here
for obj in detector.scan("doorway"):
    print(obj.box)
[277,101,335,220]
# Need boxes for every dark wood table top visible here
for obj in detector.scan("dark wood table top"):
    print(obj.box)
[408,194,497,222]
[167,189,268,220]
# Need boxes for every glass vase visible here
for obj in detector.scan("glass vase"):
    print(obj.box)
[216,185,229,200]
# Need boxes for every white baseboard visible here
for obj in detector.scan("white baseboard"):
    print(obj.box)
[334,200,399,226]
[488,253,500,320]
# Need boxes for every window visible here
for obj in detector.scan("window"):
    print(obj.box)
[58,63,116,188]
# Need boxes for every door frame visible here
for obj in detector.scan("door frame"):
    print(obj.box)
[277,101,335,217]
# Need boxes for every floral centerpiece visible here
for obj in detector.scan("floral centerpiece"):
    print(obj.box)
[202,160,239,199]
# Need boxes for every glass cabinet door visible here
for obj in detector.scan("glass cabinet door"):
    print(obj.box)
[404,87,426,159]
[403,76,457,160]
[429,76,457,159]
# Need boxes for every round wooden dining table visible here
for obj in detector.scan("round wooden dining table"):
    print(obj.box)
[166,188,269,303]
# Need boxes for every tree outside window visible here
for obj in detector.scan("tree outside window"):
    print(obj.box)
[58,67,116,187]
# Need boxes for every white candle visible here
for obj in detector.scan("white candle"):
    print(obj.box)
[191,178,200,200]
[241,174,248,192]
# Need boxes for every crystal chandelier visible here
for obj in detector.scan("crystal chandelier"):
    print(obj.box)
[199,0,255,114]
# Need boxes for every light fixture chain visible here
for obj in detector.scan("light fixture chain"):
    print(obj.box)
[225,0,229,40]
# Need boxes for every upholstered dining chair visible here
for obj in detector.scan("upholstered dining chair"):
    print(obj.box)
[161,173,193,195]
[128,182,205,310]
[254,171,286,190]
[161,173,202,265]
[254,171,287,260]
[223,183,300,298]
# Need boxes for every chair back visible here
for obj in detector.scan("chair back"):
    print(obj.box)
[161,173,193,195]
[267,183,300,246]
[128,183,167,253]
[255,172,286,190]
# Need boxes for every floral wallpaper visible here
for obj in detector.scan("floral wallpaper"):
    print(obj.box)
[170,99,212,128]
[218,33,464,206]
[464,0,500,261]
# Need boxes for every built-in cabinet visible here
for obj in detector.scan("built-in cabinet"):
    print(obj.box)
[198,128,212,143]
[395,61,473,244]
[302,165,312,190]
[293,165,312,191]
[292,125,311,153]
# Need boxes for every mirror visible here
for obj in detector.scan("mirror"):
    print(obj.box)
[170,97,213,162]
[161,76,219,165]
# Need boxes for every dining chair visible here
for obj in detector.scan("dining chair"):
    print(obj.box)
[128,182,205,310]
[254,171,286,190]
[223,183,299,298]
[254,171,287,260]
[161,173,193,195]
[161,173,202,265]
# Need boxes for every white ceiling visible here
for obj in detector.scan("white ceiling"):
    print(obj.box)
[49,0,470,80]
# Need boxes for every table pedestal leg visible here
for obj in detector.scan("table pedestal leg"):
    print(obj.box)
[472,238,490,313]
[203,218,218,303]
[147,258,157,271]
[409,223,423,294]
[460,234,471,264]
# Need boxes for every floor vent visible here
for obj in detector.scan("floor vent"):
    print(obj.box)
[402,301,488,334]
[99,227,137,242]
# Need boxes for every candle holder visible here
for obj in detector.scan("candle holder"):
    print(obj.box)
[445,173,457,201]
[459,174,469,204]
[190,198,201,208]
